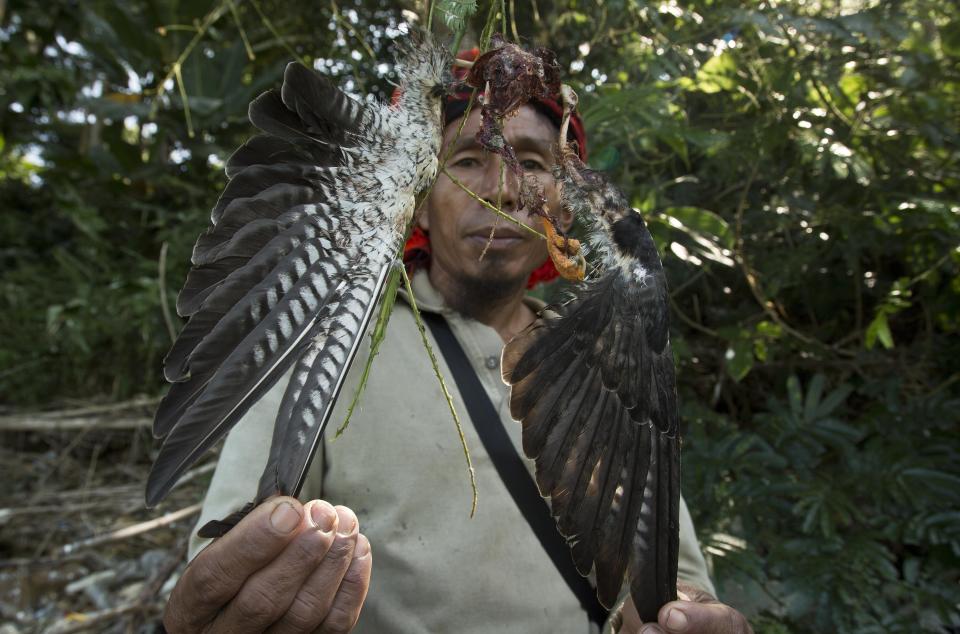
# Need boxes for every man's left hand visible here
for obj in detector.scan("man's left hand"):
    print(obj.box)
[619,583,753,634]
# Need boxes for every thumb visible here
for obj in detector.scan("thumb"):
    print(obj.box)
[657,600,753,634]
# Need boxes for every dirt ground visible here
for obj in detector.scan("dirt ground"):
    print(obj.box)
[0,398,214,633]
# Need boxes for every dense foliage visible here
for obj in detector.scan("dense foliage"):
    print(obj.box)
[1,0,957,631]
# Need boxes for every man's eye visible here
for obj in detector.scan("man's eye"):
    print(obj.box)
[521,159,548,171]
[452,157,481,168]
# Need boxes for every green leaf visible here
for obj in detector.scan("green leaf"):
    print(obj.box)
[814,385,853,419]
[724,338,754,382]
[901,469,960,502]
[838,72,867,104]
[660,206,735,266]
[903,557,920,584]
[435,0,477,33]
[810,418,863,446]
[942,20,960,56]
[865,311,894,349]
[803,374,826,422]
[46,304,65,337]
[753,337,768,362]
[555,11,590,26]
[592,145,620,171]
[689,51,736,93]
[787,375,803,420]
[181,96,224,116]
[661,206,734,249]
[755,320,782,339]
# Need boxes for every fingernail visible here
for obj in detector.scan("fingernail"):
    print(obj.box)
[270,501,301,533]
[335,506,357,537]
[665,607,688,631]
[355,534,371,557]
[309,501,337,533]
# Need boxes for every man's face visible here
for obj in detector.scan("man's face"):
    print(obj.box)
[418,105,571,296]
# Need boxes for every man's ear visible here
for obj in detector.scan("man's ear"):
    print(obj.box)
[416,205,431,231]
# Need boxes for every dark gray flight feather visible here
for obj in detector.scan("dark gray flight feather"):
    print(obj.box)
[147,44,447,518]
[502,158,680,621]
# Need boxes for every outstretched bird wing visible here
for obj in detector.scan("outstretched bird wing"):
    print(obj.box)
[502,232,680,621]
[146,61,392,509]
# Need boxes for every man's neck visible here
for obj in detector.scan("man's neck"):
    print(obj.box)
[428,267,536,342]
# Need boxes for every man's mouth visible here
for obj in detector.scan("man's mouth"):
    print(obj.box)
[465,227,526,249]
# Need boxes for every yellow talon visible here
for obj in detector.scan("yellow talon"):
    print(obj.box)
[541,216,586,281]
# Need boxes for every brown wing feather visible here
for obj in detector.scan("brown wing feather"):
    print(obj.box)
[502,270,680,618]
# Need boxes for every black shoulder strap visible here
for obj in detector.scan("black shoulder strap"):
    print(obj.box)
[422,312,608,626]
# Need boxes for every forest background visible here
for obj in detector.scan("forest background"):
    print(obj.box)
[0,0,958,632]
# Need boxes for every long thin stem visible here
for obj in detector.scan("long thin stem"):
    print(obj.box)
[479,0,501,50]
[250,0,307,64]
[335,265,403,438]
[441,168,545,238]
[412,86,479,222]
[438,88,478,171]
[158,242,177,344]
[479,160,506,261]
[173,64,193,138]
[331,0,376,60]
[226,0,256,61]
[451,28,466,54]
[509,0,520,41]
[401,266,478,517]
[149,1,230,122]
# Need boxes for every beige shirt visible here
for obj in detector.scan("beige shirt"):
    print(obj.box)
[190,270,714,633]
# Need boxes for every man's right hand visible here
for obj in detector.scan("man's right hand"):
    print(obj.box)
[163,497,371,633]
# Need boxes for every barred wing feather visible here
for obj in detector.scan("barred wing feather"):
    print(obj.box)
[146,62,389,510]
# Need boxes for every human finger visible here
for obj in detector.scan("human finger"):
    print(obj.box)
[209,500,340,633]
[265,505,360,633]
[164,497,305,632]
[313,533,372,633]
[656,600,754,634]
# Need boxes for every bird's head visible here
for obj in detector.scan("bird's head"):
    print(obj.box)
[556,147,630,228]
[394,35,450,115]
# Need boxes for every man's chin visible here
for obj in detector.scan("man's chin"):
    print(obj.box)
[446,257,530,319]
[460,254,530,290]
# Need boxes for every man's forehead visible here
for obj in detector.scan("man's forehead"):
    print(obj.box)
[443,106,558,151]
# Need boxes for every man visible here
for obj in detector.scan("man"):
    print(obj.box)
[162,69,752,634]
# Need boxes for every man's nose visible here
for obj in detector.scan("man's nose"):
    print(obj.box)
[477,155,520,212]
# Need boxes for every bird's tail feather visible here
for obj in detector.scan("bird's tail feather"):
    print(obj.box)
[628,432,680,622]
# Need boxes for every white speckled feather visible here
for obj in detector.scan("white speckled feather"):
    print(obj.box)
[147,41,448,514]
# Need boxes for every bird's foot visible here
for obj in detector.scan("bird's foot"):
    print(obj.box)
[540,216,586,281]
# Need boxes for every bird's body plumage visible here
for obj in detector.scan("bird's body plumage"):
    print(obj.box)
[147,42,448,517]
[502,152,680,621]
